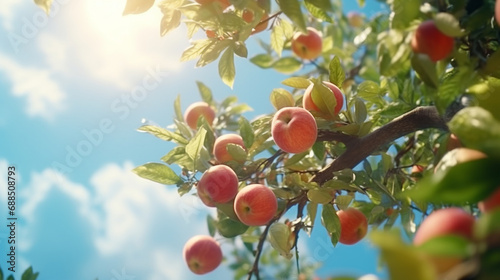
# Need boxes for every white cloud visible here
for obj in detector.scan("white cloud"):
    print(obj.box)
[0,53,66,120]
[15,160,223,280]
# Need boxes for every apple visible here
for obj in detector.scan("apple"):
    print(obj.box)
[302,81,344,118]
[412,165,425,174]
[413,207,475,273]
[242,9,269,34]
[496,0,500,26]
[291,27,323,60]
[271,107,317,154]
[184,101,216,130]
[213,134,246,163]
[411,20,454,62]
[206,30,217,38]
[183,235,223,275]
[347,11,363,28]
[434,147,487,173]
[234,184,278,226]
[479,187,500,213]
[336,207,368,245]
[197,165,239,207]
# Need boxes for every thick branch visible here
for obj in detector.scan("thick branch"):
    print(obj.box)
[311,106,448,185]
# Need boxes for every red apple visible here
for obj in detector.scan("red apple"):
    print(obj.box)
[479,187,500,213]
[197,165,239,207]
[347,11,363,28]
[496,0,500,26]
[302,81,344,118]
[291,27,323,60]
[213,134,246,163]
[184,101,216,130]
[413,207,475,273]
[412,165,425,174]
[271,107,317,154]
[242,9,269,34]
[234,184,278,226]
[183,235,223,275]
[336,207,368,245]
[411,20,454,62]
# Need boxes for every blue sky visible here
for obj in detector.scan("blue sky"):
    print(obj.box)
[0,0,388,279]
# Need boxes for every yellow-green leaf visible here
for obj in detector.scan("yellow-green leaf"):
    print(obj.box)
[219,47,236,88]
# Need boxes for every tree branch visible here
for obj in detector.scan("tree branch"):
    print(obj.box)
[311,106,448,185]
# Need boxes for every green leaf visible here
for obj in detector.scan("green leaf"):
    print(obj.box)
[357,80,381,102]
[268,223,294,259]
[174,95,183,121]
[329,56,345,88]
[161,146,186,164]
[198,40,231,68]
[411,54,438,89]
[417,235,471,258]
[21,266,37,280]
[271,22,286,57]
[311,79,337,118]
[321,204,341,246]
[186,128,207,161]
[122,0,155,15]
[305,202,318,234]
[207,215,217,237]
[474,209,500,240]
[370,230,437,280]
[160,9,181,36]
[137,125,188,145]
[227,143,248,162]
[406,158,500,204]
[216,214,249,238]
[281,77,311,89]
[196,81,213,104]
[132,163,182,185]
[181,40,214,62]
[250,54,274,68]
[34,0,52,14]
[278,0,307,33]
[390,0,421,30]
[219,47,236,88]
[448,107,500,157]
[233,41,248,58]
[239,117,255,148]
[7,276,14,280]
[272,57,302,74]
[304,0,332,23]
[434,12,465,37]
[353,98,367,124]
[270,88,295,110]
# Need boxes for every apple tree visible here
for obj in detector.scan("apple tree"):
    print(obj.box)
[37,0,500,279]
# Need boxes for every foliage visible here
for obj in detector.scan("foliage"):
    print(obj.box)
[0,266,39,280]
[38,0,500,279]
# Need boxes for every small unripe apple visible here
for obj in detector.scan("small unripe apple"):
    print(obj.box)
[213,134,246,163]
[183,235,223,275]
[478,187,500,213]
[413,207,475,273]
[271,107,317,154]
[411,20,454,62]
[347,11,363,28]
[197,165,239,207]
[234,184,278,226]
[302,81,344,118]
[337,207,368,245]
[184,101,216,130]
[291,27,323,60]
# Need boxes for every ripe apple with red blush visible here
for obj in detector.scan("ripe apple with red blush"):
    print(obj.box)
[302,81,344,119]
[183,235,223,275]
[234,184,278,226]
[291,27,323,60]
[213,134,246,163]
[184,101,216,130]
[413,207,475,274]
[197,165,239,207]
[271,107,317,154]
[411,20,454,62]
[337,207,368,245]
